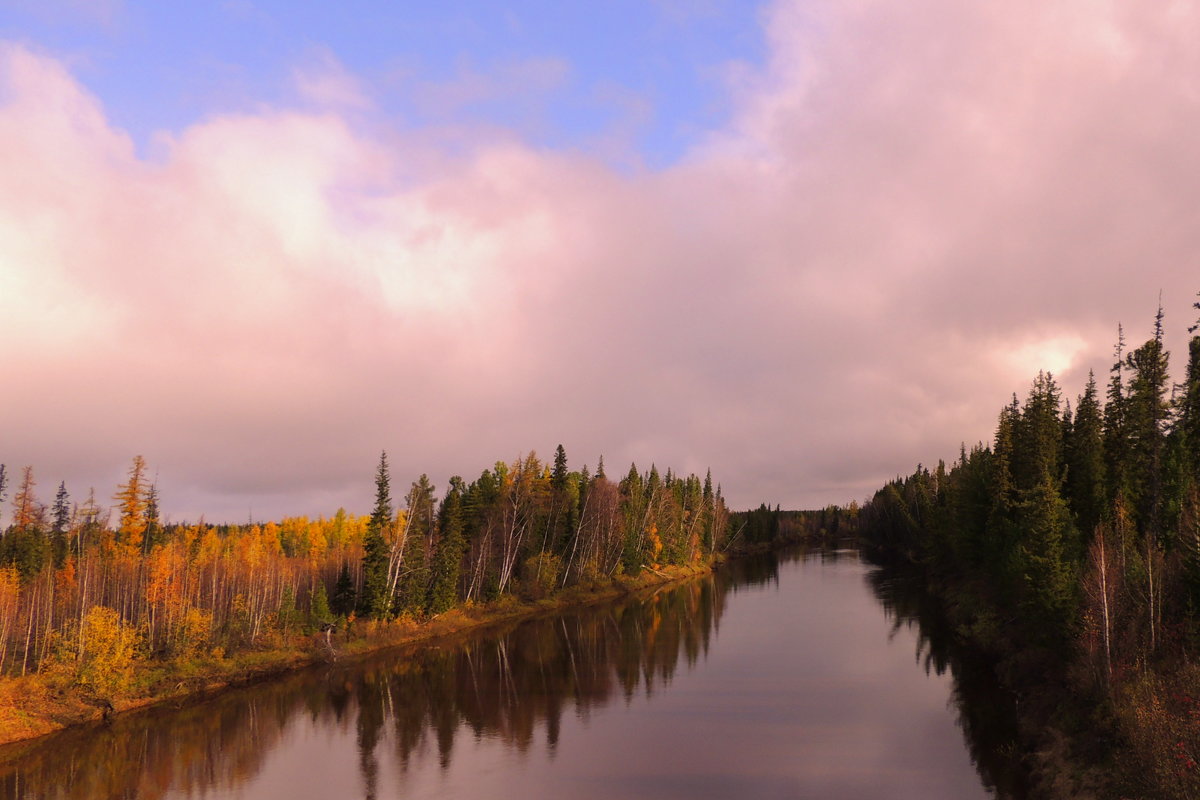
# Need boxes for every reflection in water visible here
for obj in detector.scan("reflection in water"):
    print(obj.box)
[0,574,735,800]
[0,549,1016,800]
[866,564,1027,799]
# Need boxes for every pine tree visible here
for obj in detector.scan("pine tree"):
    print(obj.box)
[986,397,1021,574]
[1017,474,1079,639]
[50,481,70,567]
[310,580,333,627]
[702,470,715,554]
[1014,372,1064,492]
[1179,292,1200,482]
[1066,372,1106,543]
[620,464,646,574]
[331,563,356,617]
[1124,308,1171,538]
[427,482,465,615]
[1104,325,1131,510]
[360,452,393,618]
[396,475,435,614]
[143,483,162,553]
[551,445,568,492]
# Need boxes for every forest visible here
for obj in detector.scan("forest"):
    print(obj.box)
[0,446,730,732]
[859,296,1200,798]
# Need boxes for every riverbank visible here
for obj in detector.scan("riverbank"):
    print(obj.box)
[0,562,712,750]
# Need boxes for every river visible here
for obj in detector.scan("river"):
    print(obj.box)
[0,547,1024,799]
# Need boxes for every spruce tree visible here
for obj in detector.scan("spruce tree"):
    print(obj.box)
[396,475,435,615]
[310,580,332,627]
[1066,372,1106,542]
[551,445,568,492]
[50,481,70,567]
[332,563,357,617]
[427,482,465,615]
[1104,325,1131,509]
[360,452,393,618]
[143,483,162,553]
[1180,293,1200,481]
[1125,309,1171,538]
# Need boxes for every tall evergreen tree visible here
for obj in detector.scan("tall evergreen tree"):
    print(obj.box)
[310,580,333,627]
[551,445,568,492]
[1124,308,1171,538]
[396,475,436,614]
[1066,372,1106,542]
[620,464,647,574]
[50,481,70,567]
[1014,371,1064,492]
[1104,325,1131,509]
[1180,292,1200,482]
[360,452,393,618]
[332,563,357,617]
[143,483,162,553]
[427,480,465,615]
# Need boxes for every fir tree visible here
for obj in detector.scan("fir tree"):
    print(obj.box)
[50,481,70,567]
[310,580,333,627]
[1066,372,1106,542]
[551,444,568,492]
[396,474,436,614]
[427,481,465,615]
[1104,325,1131,509]
[1124,309,1171,538]
[360,452,393,618]
[143,483,162,553]
[332,563,357,617]
[1179,292,1200,482]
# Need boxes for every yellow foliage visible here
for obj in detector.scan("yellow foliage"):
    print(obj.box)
[77,606,141,701]
[647,525,663,567]
[173,607,213,660]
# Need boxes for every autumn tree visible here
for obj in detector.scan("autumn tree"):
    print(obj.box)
[114,456,149,553]
[75,605,141,701]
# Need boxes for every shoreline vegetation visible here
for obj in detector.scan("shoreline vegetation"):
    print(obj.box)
[0,560,711,750]
[0,446,745,750]
[859,294,1200,799]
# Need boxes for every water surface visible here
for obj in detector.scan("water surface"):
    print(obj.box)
[0,548,1017,799]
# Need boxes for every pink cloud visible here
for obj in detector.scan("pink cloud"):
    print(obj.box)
[2,1,1199,523]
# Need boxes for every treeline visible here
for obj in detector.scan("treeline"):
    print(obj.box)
[0,447,729,700]
[859,297,1200,797]
[729,503,861,551]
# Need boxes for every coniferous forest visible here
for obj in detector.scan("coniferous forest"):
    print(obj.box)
[860,295,1200,798]
[0,447,729,740]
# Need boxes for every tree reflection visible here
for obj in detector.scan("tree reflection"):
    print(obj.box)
[866,563,1028,799]
[0,573,735,800]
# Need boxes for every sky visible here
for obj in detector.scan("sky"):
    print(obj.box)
[1,0,1198,524]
